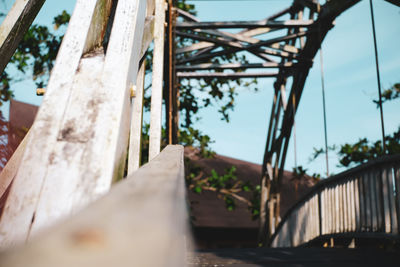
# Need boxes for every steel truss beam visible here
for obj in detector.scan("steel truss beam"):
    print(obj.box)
[258,0,362,245]
[176,20,314,29]
[174,0,361,246]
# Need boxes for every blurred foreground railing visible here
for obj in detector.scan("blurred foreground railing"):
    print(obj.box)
[271,154,400,247]
[0,145,190,267]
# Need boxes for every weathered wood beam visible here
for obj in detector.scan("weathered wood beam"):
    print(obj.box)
[176,19,314,29]
[177,72,278,79]
[0,0,147,248]
[139,16,155,59]
[0,0,46,74]
[146,0,155,16]
[0,145,189,267]
[149,0,166,160]
[128,60,146,175]
[176,62,296,71]
[0,0,112,248]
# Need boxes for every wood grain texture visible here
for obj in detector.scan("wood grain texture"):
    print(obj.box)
[128,60,146,175]
[0,0,106,248]
[0,145,189,267]
[0,0,147,249]
[140,15,155,59]
[149,0,166,160]
[146,0,155,16]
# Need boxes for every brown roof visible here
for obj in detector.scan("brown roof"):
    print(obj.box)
[9,99,39,130]
[8,99,39,151]
[185,147,318,229]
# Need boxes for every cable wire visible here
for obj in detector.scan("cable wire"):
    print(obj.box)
[369,0,386,153]
[319,43,329,177]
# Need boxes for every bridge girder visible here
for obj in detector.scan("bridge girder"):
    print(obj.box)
[173,0,362,245]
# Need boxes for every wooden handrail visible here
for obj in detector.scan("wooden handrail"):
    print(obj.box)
[0,145,189,267]
[270,154,400,247]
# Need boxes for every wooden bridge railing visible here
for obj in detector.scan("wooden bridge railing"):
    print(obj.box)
[0,0,169,249]
[0,145,190,267]
[270,154,400,247]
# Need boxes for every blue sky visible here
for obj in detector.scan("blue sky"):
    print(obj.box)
[189,0,400,176]
[1,0,399,177]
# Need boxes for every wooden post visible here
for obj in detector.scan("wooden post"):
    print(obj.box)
[128,60,147,175]
[149,0,166,160]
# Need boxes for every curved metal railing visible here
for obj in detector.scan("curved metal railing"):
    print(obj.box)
[270,154,400,247]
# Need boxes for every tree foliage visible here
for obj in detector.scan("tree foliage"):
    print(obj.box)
[338,127,400,167]
[0,10,70,104]
[374,83,400,106]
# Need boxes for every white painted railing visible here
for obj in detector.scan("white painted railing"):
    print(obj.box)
[0,0,168,249]
[271,154,400,247]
